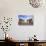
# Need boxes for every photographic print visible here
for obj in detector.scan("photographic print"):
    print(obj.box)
[18,15,33,25]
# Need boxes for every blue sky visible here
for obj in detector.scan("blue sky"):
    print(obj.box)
[18,15,33,20]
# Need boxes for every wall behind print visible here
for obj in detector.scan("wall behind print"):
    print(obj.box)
[0,0,46,40]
